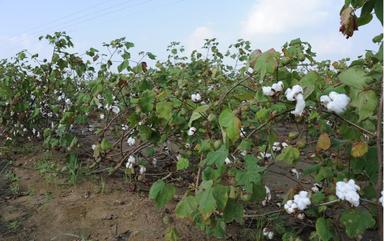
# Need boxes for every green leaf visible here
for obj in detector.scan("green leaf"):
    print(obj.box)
[188,104,209,127]
[339,66,371,89]
[374,0,383,24]
[340,209,375,238]
[156,101,172,121]
[212,184,229,210]
[251,49,279,78]
[175,196,198,218]
[204,145,228,167]
[316,217,334,241]
[219,109,241,143]
[276,146,300,165]
[196,180,217,219]
[149,180,176,208]
[164,227,179,241]
[139,90,155,112]
[176,157,189,170]
[300,71,321,98]
[235,155,263,192]
[350,89,378,122]
[100,138,112,151]
[223,199,243,224]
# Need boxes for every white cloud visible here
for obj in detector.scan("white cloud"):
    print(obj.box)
[186,26,214,52]
[241,0,330,37]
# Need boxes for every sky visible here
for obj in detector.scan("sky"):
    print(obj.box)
[0,0,382,62]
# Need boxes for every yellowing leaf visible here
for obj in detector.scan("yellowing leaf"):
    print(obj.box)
[316,133,331,152]
[351,142,368,157]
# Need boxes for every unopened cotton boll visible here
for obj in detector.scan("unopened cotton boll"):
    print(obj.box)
[127,137,136,146]
[191,93,202,103]
[187,127,197,136]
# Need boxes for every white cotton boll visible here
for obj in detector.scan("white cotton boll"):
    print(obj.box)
[191,93,202,103]
[65,98,72,105]
[240,150,247,156]
[272,142,282,152]
[379,191,383,207]
[320,95,331,104]
[281,142,288,148]
[224,157,232,165]
[336,179,361,207]
[320,91,350,114]
[139,165,146,175]
[127,155,136,166]
[121,124,129,131]
[297,213,305,220]
[99,113,105,119]
[285,85,303,101]
[290,168,300,179]
[262,186,272,206]
[91,144,96,150]
[127,137,136,146]
[263,228,274,240]
[126,162,133,169]
[152,158,158,167]
[271,81,283,92]
[262,86,274,96]
[259,152,272,159]
[293,191,311,210]
[311,183,322,193]
[111,106,120,114]
[187,127,197,136]
[240,128,246,138]
[290,93,305,116]
[284,200,297,214]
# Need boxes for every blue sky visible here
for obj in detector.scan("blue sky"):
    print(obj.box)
[0,0,382,61]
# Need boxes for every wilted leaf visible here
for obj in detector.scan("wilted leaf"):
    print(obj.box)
[316,133,331,152]
[339,6,358,38]
[351,141,368,157]
[277,146,300,165]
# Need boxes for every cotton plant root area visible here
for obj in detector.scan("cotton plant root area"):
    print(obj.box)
[0,142,379,241]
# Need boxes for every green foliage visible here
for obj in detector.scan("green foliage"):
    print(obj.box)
[149,180,176,208]
[340,209,376,238]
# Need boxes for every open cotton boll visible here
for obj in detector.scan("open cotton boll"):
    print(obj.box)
[320,95,331,104]
[224,157,232,165]
[126,155,136,169]
[262,186,272,206]
[284,200,298,214]
[290,93,305,116]
[285,85,303,101]
[111,106,120,114]
[187,127,197,136]
[336,179,360,207]
[191,93,202,103]
[139,165,146,175]
[326,92,350,114]
[127,137,136,146]
[271,81,283,92]
[293,191,311,210]
[379,191,383,207]
[262,228,274,240]
[262,86,274,96]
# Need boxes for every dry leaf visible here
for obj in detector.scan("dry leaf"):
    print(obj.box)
[316,133,331,152]
[339,6,358,39]
[351,142,368,157]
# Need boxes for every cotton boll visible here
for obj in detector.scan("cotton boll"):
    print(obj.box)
[272,142,282,152]
[263,228,274,240]
[139,165,146,175]
[262,86,274,96]
[320,95,331,105]
[187,127,197,136]
[262,186,272,206]
[290,168,300,179]
[240,128,246,138]
[285,85,303,101]
[297,213,305,220]
[91,144,96,150]
[127,137,136,146]
[258,152,272,159]
[379,191,383,207]
[293,191,311,210]
[99,113,105,119]
[271,81,283,92]
[111,106,120,114]
[336,179,360,207]
[290,93,305,116]
[191,93,202,103]
[224,157,232,165]
[284,200,298,214]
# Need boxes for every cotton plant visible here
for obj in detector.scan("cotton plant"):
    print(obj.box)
[285,85,305,116]
[336,179,360,207]
[262,81,284,96]
[320,91,350,114]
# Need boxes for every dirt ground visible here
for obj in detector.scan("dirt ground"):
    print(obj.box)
[0,147,220,241]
